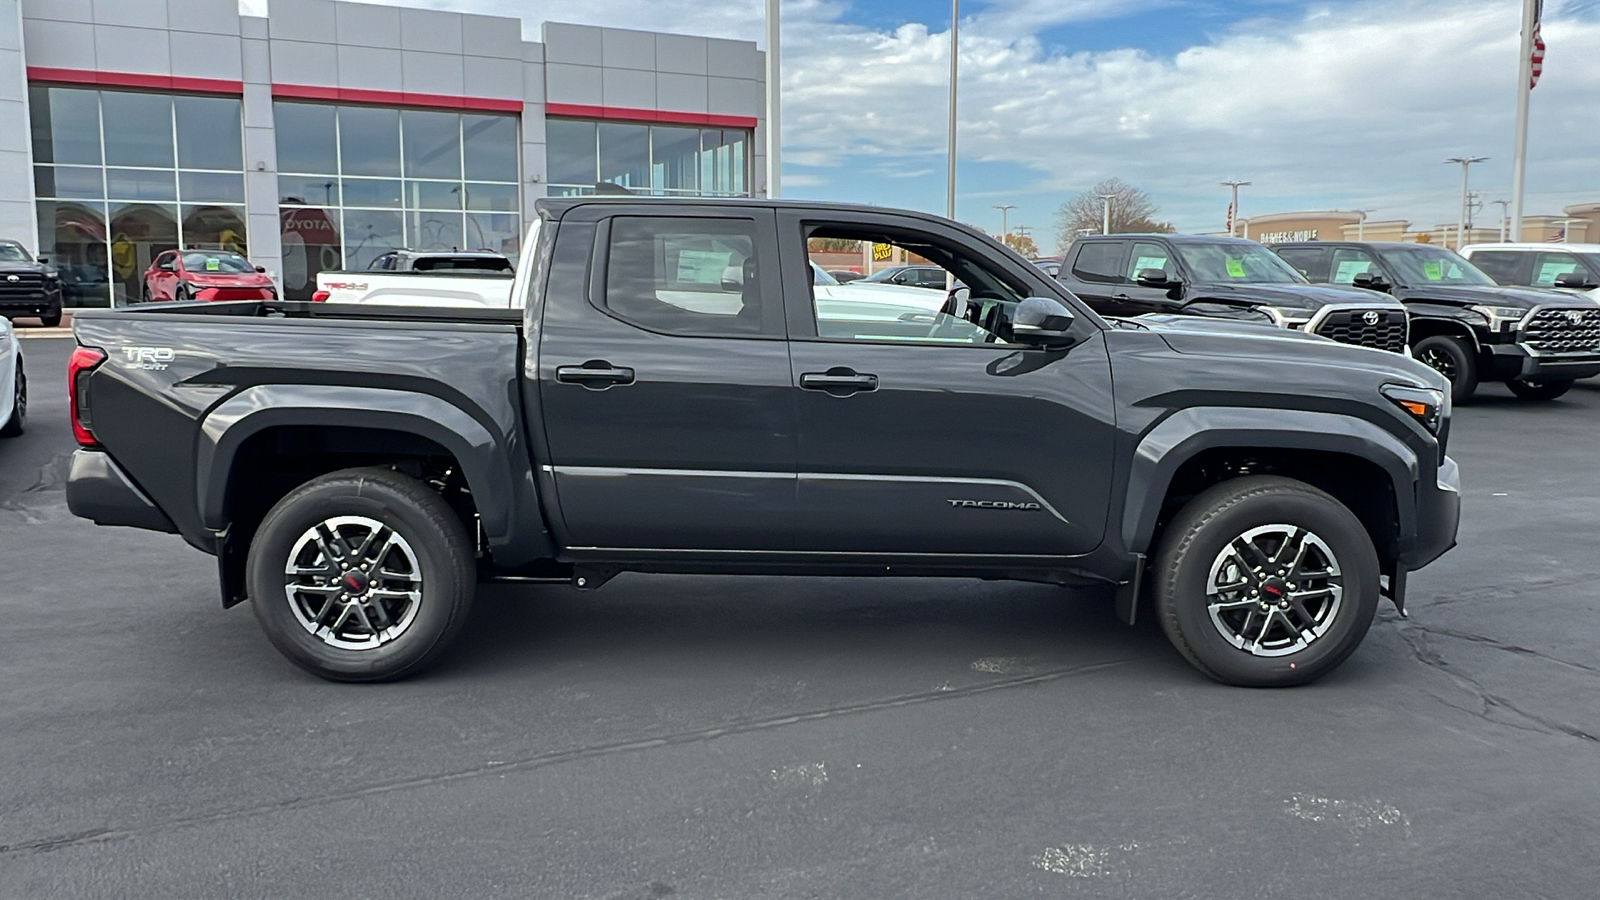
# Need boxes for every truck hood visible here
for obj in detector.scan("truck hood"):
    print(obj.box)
[1188,281,1393,310]
[1391,283,1595,309]
[1143,319,1447,389]
[1132,314,1314,341]
[0,261,53,277]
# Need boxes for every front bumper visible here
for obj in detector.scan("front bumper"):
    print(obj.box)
[1403,455,1460,571]
[65,450,178,533]
[1484,344,1600,382]
[195,286,275,302]
[0,293,62,317]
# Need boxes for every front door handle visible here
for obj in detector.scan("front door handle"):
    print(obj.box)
[556,360,636,390]
[800,368,879,396]
[1112,293,1131,300]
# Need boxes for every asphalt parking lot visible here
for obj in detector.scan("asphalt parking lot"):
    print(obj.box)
[2,334,1598,899]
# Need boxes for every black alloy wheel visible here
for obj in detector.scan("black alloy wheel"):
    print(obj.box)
[1411,334,1478,401]
[1153,475,1380,687]
[246,467,476,682]
[1505,378,1573,401]
[0,359,25,438]
[175,284,192,302]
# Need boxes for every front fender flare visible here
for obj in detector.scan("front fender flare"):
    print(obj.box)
[1122,407,1420,556]
[195,384,541,562]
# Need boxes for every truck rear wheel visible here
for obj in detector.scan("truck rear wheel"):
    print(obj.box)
[1152,476,1380,687]
[246,467,475,682]
[1412,335,1477,401]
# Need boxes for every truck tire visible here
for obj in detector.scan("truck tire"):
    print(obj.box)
[1412,335,1477,401]
[39,310,62,328]
[246,467,476,682]
[1152,475,1380,687]
[0,360,24,438]
[1505,378,1572,401]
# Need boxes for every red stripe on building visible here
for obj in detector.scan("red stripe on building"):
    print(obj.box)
[271,83,523,114]
[27,67,243,95]
[546,102,757,130]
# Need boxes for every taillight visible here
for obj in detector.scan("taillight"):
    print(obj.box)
[68,346,106,447]
[311,290,329,302]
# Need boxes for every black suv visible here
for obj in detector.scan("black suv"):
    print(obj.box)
[0,240,63,328]
[1056,234,1409,354]
[1272,241,1600,401]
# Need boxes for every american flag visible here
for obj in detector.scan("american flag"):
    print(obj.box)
[1529,0,1545,90]
[1548,226,1564,243]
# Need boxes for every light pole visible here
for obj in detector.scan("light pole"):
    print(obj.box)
[1220,179,1250,236]
[1444,156,1488,250]
[946,0,958,222]
[1490,200,1511,241]
[1553,217,1586,242]
[1099,193,1115,234]
[1353,208,1376,241]
[993,204,1015,243]
[764,0,780,198]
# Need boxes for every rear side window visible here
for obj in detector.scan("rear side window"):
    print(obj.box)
[1469,251,1524,284]
[602,216,767,337]
[1069,242,1125,284]
[1274,247,1329,282]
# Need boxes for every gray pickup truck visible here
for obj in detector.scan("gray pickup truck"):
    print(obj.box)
[64,198,1460,687]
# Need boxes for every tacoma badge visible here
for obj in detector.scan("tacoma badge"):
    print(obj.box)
[947,499,1042,510]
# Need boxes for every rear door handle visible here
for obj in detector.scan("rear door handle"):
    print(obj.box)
[556,361,636,390]
[799,368,879,396]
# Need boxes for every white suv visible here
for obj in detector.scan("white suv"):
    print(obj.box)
[1460,243,1600,301]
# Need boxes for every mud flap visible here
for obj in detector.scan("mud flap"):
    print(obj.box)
[1382,566,1407,618]
[1114,553,1145,626]
[216,528,249,608]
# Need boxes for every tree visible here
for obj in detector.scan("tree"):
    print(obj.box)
[1001,232,1039,257]
[1054,178,1174,251]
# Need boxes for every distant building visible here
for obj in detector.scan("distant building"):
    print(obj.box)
[1238,203,1598,248]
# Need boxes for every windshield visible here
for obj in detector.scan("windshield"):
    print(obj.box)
[1376,246,1494,286]
[810,262,839,285]
[1174,242,1307,284]
[182,252,254,273]
[0,242,30,262]
[859,267,900,283]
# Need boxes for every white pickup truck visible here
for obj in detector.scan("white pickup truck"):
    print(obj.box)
[314,249,516,307]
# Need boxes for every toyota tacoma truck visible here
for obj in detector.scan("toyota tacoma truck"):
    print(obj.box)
[63,199,1460,688]
[1272,241,1600,401]
[1055,234,1410,355]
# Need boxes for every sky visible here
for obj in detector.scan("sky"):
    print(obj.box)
[244,0,1600,249]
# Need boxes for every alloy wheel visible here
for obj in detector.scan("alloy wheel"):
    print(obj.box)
[284,515,423,650]
[1205,524,1344,657]
[1417,347,1457,381]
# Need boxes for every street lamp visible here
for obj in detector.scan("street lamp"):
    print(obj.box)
[1553,217,1587,243]
[946,0,958,221]
[1098,193,1115,234]
[1353,208,1376,241]
[765,0,780,198]
[993,204,1015,243]
[1490,200,1511,242]
[1221,179,1250,236]
[1444,157,1488,250]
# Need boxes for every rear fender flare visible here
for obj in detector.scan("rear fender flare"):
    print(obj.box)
[1123,407,1419,556]
[196,384,517,552]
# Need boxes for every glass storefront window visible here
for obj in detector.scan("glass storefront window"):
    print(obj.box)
[547,119,751,197]
[28,86,247,306]
[275,100,523,297]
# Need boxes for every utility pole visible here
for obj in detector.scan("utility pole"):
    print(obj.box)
[764,0,780,198]
[1509,0,1539,240]
[1490,199,1511,241]
[1220,180,1250,236]
[992,204,1015,243]
[945,0,958,221]
[1099,193,1115,234]
[1444,157,1488,250]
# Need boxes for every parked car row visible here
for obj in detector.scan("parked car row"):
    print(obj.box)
[0,239,64,328]
[1053,233,1600,401]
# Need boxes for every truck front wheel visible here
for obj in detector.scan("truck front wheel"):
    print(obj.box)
[1152,476,1380,687]
[1505,378,1573,401]
[246,467,476,682]
[1412,335,1478,401]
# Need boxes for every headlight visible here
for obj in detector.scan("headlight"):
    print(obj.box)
[1381,383,1448,434]
[1469,305,1527,331]
[1258,306,1314,329]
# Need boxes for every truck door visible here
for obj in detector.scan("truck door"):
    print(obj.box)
[536,205,796,550]
[1113,239,1185,315]
[1058,240,1129,315]
[779,210,1116,556]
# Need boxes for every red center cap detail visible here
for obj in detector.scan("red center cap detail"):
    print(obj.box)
[1261,579,1287,598]
[342,571,369,593]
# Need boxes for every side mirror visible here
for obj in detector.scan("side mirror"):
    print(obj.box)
[1134,268,1172,287]
[1011,296,1076,347]
[36,256,47,265]
[254,265,267,273]
[1352,271,1390,291]
[1555,272,1595,289]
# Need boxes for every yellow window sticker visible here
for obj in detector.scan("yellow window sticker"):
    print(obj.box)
[1225,257,1246,278]
[1536,261,1578,285]
[1422,260,1443,281]
[205,257,221,271]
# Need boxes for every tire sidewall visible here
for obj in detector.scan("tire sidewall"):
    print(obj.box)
[1507,378,1572,401]
[248,477,469,681]
[1413,334,1476,400]
[1160,485,1380,687]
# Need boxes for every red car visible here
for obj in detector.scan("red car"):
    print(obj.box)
[141,250,276,303]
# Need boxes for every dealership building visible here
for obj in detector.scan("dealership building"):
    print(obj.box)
[0,0,768,304]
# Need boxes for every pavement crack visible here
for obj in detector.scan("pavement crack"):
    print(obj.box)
[1400,622,1599,676]
[0,658,1128,857]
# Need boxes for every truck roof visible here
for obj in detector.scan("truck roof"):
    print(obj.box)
[1071,233,1259,245]
[534,196,969,229]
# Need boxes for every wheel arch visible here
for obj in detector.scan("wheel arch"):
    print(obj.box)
[1406,314,1481,352]
[1124,408,1418,571]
